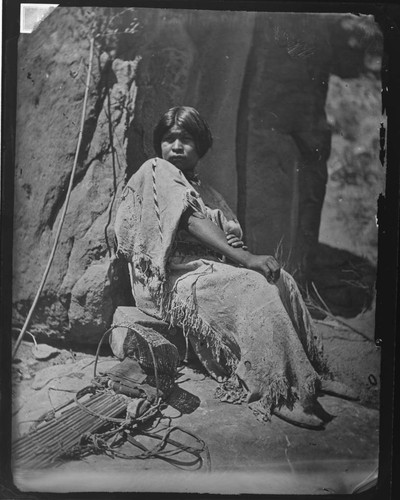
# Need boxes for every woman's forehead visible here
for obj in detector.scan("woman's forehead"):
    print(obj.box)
[163,125,193,137]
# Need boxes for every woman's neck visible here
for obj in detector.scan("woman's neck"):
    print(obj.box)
[183,169,199,182]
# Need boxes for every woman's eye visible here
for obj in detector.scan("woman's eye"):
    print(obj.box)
[181,135,194,144]
[162,135,193,144]
[161,129,195,145]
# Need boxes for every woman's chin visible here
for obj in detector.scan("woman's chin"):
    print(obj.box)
[169,158,185,168]
[171,161,192,173]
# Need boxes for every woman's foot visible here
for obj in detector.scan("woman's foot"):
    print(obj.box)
[319,379,359,401]
[272,401,326,430]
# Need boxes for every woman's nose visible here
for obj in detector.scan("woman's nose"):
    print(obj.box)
[172,139,183,151]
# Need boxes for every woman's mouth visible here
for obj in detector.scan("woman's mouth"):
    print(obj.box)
[169,156,186,165]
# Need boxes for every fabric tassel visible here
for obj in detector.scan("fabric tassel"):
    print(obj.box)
[159,288,237,372]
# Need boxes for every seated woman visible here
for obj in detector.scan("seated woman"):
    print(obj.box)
[115,106,351,430]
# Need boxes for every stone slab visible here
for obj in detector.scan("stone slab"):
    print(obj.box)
[110,306,179,376]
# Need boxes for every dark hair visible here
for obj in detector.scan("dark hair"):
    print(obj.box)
[153,106,213,158]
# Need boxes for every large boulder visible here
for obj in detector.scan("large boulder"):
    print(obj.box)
[13,7,141,341]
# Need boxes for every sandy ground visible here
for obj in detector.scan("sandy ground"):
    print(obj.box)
[11,308,380,496]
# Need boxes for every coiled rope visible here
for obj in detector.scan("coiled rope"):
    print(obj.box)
[69,324,211,470]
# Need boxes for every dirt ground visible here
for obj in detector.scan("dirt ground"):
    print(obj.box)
[11,308,380,496]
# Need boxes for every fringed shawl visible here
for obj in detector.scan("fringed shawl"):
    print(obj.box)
[115,157,327,418]
[115,158,204,289]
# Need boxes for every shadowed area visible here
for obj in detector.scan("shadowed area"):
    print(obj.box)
[307,243,376,318]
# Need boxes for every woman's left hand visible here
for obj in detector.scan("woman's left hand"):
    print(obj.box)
[226,232,247,249]
[225,219,246,249]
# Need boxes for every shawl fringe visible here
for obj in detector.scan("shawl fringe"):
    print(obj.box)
[255,374,292,421]
[160,289,238,371]
[130,259,237,371]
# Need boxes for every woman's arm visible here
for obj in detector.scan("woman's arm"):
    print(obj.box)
[181,210,280,283]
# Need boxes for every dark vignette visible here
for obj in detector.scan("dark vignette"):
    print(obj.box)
[1,1,399,499]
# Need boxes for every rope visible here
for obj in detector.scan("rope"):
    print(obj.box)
[148,343,160,402]
[47,324,211,470]
[83,425,211,471]
[93,325,115,380]
[91,324,162,422]
[140,426,211,471]
[12,37,95,360]
[152,158,163,244]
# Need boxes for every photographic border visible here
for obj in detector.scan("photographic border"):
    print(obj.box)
[2,1,399,498]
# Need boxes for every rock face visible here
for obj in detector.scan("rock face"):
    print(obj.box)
[13,6,382,343]
[238,13,333,271]
[14,7,140,342]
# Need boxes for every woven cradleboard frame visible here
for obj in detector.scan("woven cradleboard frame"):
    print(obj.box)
[13,389,129,469]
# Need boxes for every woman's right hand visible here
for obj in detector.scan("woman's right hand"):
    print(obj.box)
[246,254,281,283]
[184,213,280,281]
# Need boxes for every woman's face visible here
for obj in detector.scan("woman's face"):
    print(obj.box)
[160,125,200,173]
